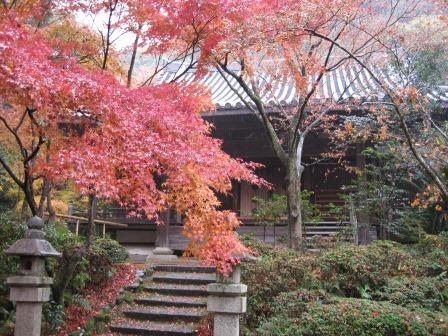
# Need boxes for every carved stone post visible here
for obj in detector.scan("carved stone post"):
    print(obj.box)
[207,265,247,336]
[5,216,61,336]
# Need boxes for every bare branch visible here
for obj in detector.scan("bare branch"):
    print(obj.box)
[25,136,45,163]
[217,60,288,165]
[14,108,28,132]
[0,154,23,188]
[0,114,26,159]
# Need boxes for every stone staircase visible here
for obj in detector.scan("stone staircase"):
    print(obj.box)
[110,263,216,335]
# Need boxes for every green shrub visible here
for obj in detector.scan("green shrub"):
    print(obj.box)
[317,240,419,297]
[44,221,86,287]
[93,237,128,264]
[45,221,89,305]
[265,289,333,319]
[44,220,81,251]
[241,244,316,329]
[241,237,448,335]
[257,297,448,336]
[87,237,128,285]
[240,234,276,256]
[417,231,448,250]
[374,276,448,312]
[412,233,448,276]
[0,212,27,323]
[42,302,65,332]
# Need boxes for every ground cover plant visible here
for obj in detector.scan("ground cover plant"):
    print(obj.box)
[240,234,448,336]
[49,263,139,336]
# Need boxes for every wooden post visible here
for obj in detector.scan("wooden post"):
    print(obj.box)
[349,200,358,245]
[263,225,266,242]
[86,195,98,250]
[102,223,106,238]
[156,210,171,248]
[75,220,79,236]
[355,143,370,244]
[152,210,176,260]
[273,223,276,247]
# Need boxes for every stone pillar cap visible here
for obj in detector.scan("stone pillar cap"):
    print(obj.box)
[5,216,61,257]
[28,216,44,230]
[7,276,54,286]
[5,239,61,257]
[207,283,248,296]
[234,252,259,262]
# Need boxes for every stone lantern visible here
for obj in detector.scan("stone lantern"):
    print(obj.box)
[5,216,61,336]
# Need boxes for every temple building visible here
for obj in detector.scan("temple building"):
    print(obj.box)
[72,64,448,251]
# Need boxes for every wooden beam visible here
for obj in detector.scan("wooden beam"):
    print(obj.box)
[43,212,128,228]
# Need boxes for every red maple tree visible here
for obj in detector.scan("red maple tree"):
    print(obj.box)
[0,2,265,274]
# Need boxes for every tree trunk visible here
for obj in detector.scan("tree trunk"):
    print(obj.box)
[20,193,29,219]
[47,184,56,223]
[52,244,85,306]
[23,173,38,216]
[127,25,142,88]
[40,142,56,222]
[37,177,51,218]
[286,157,304,251]
[86,194,97,252]
[37,182,47,217]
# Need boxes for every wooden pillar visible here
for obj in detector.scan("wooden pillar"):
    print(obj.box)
[355,143,370,244]
[152,210,176,260]
[156,210,170,248]
[232,182,241,216]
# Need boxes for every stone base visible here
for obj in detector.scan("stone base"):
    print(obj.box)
[149,247,178,262]
[14,302,44,336]
[214,314,239,336]
[129,253,149,263]
[152,247,174,255]
[208,296,246,313]
[149,254,178,262]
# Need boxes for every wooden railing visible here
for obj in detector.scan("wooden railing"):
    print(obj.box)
[168,220,354,250]
[66,205,359,248]
[44,212,128,238]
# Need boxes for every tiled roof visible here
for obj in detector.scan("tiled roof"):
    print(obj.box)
[157,64,448,110]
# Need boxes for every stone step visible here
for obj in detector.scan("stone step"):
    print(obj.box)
[136,295,207,307]
[153,272,216,285]
[110,321,196,335]
[306,226,350,230]
[123,306,205,322]
[154,264,215,274]
[144,283,208,296]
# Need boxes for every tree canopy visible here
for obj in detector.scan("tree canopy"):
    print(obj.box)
[0,1,266,274]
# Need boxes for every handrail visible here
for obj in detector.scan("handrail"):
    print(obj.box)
[44,213,128,228]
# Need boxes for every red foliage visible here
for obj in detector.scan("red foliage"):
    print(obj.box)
[0,3,267,274]
[50,81,267,274]
[51,264,139,336]
[196,315,213,336]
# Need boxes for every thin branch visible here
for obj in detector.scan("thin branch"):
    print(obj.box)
[217,59,288,165]
[127,24,142,88]
[290,26,345,151]
[0,115,26,159]
[14,108,28,132]
[25,136,45,163]
[0,155,23,188]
